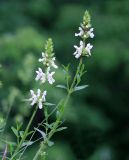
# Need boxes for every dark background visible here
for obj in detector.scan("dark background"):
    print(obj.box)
[0,0,129,159]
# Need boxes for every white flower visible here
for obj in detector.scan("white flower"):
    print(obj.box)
[86,43,93,56]
[46,67,55,84]
[29,89,47,109]
[29,90,38,106]
[35,68,46,83]
[38,90,47,109]
[39,52,58,69]
[38,52,48,64]
[42,90,47,101]
[87,28,94,38]
[35,67,55,85]
[50,57,58,69]
[73,41,84,59]
[75,27,84,37]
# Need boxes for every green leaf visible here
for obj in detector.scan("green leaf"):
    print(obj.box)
[16,121,23,131]
[56,85,67,90]
[19,131,24,138]
[56,111,60,118]
[11,127,18,137]
[44,123,53,129]
[22,141,34,147]
[44,102,55,106]
[27,131,34,136]
[74,85,88,92]
[2,140,16,146]
[48,140,54,147]
[34,128,46,139]
[76,74,81,84]
[56,127,68,132]
[62,64,70,72]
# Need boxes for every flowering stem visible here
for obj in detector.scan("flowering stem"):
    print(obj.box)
[33,59,82,160]
[10,105,38,159]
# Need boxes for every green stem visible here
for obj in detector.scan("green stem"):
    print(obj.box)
[69,58,82,92]
[33,59,82,160]
[33,93,70,160]
[10,105,38,160]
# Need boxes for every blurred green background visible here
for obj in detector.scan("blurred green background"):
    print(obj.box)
[0,0,129,159]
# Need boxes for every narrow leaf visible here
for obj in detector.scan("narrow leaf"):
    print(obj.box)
[74,85,88,92]
[22,141,34,147]
[34,128,46,139]
[11,127,18,137]
[44,102,55,106]
[44,123,53,129]
[76,74,81,84]
[27,131,34,136]
[56,111,60,118]
[56,127,68,132]
[19,131,24,138]
[48,140,54,147]
[56,85,67,90]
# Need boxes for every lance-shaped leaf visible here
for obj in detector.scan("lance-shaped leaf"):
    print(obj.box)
[22,141,34,147]
[34,128,46,139]
[44,102,55,106]
[56,127,68,132]
[56,85,67,90]
[73,85,88,92]
[48,140,54,147]
[11,127,18,137]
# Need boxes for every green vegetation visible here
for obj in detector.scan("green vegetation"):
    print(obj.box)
[0,0,129,159]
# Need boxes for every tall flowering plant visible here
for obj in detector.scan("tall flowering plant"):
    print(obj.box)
[1,10,94,160]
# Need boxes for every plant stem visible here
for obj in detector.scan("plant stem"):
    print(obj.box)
[69,58,82,92]
[33,59,82,160]
[33,93,70,160]
[10,105,38,159]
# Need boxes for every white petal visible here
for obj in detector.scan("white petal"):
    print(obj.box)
[80,41,83,46]
[90,28,94,32]
[74,45,78,49]
[30,90,34,95]
[42,52,45,57]
[35,75,40,81]
[37,89,41,97]
[38,100,43,109]
[75,53,81,59]
[42,91,47,101]
[30,97,37,106]
[41,75,46,83]
[73,51,77,55]
[47,72,55,84]
[51,61,58,69]
[39,58,43,62]
[90,33,94,38]
[38,67,42,72]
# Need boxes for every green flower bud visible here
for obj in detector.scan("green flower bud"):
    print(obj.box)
[45,38,54,57]
[82,10,91,28]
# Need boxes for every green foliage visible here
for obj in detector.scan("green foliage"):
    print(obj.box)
[0,0,129,159]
